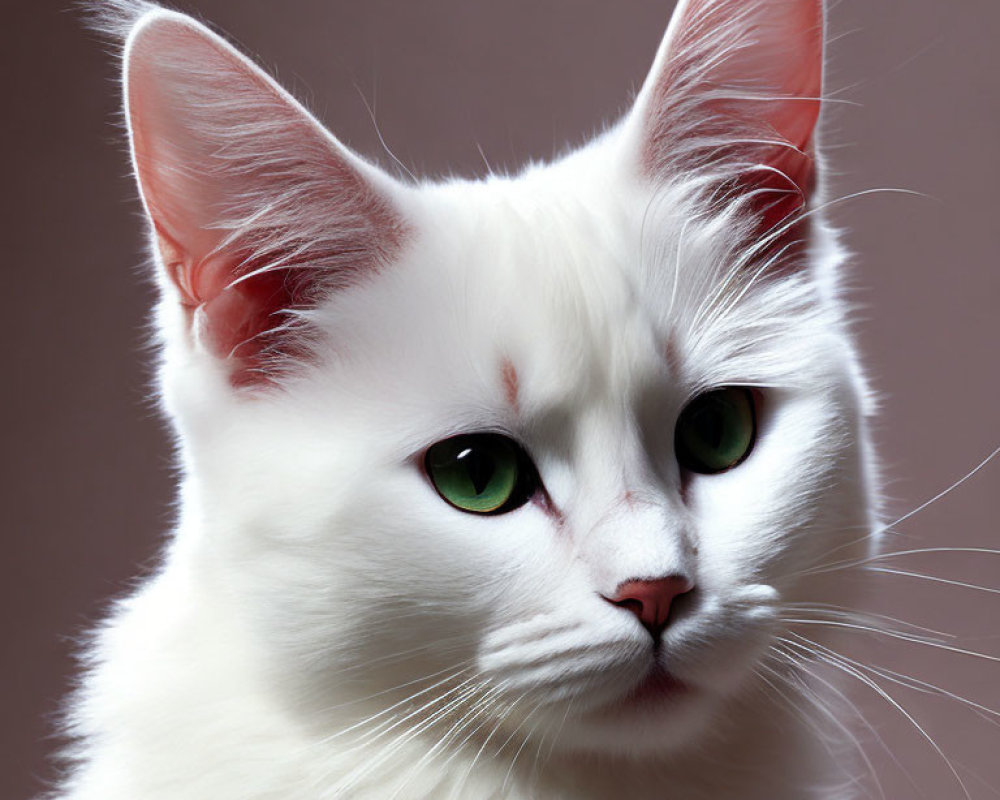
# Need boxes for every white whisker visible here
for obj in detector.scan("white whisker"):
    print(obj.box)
[782,617,1000,664]
[878,446,1000,534]
[763,652,888,800]
[501,700,546,794]
[867,566,1000,596]
[784,635,972,800]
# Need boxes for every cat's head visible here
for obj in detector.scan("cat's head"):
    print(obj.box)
[116,0,876,756]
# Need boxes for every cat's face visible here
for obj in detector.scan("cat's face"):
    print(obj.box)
[121,0,876,757]
[190,158,872,756]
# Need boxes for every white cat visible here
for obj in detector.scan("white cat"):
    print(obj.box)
[58,1,883,797]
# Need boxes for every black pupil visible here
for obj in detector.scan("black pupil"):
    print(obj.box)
[457,447,496,496]
[689,405,725,450]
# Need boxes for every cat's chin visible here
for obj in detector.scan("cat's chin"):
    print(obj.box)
[550,684,716,757]
[533,665,724,758]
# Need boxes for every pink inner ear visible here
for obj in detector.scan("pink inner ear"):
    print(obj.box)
[641,0,824,230]
[155,227,322,379]
[125,12,405,386]
[737,140,817,243]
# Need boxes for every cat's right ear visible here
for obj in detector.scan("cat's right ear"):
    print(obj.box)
[623,0,824,235]
[121,9,408,386]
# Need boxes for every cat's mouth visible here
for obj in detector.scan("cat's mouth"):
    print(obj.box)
[615,665,690,710]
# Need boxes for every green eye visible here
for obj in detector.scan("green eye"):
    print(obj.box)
[675,387,757,475]
[425,433,538,515]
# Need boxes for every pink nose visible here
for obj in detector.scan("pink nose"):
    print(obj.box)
[604,576,695,638]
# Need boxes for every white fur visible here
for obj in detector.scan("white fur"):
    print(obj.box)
[55,1,880,798]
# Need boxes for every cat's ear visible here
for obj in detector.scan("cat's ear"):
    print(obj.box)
[122,10,407,385]
[625,0,824,232]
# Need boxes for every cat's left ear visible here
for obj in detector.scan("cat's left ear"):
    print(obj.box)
[122,9,408,386]
[624,0,824,231]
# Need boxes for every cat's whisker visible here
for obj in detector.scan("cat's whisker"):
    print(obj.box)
[792,531,879,578]
[492,697,544,761]
[877,446,1000,534]
[448,686,534,800]
[866,566,1000,596]
[769,641,924,800]
[788,633,1000,726]
[434,683,518,784]
[311,661,475,742]
[501,699,547,794]
[538,696,577,776]
[387,681,509,800]
[794,667,893,800]
[787,633,1000,794]
[782,615,941,647]
[802,446,1000,577]
[317,669,472,746]
[869,546,1000,561]
[805,544,1000,579]
[781,634,973,800]
[438,682,514,767]
[781,617,1000,664]
[527,708,561,783]
[352,677,485,751]
[757,656,887,800]
[755,664,856,768]
[331,677,490,795]
[781,602,955,639]
[865,664,1000,729]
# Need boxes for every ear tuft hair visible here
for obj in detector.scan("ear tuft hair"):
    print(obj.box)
[83,0,167,45]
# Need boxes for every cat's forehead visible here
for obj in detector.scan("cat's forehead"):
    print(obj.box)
[309,161,675,426]
[315,154,825,430]
[408,169,672,394]
[429,168,671,313]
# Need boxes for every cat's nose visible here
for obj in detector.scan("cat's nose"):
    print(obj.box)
[603,576,695,639]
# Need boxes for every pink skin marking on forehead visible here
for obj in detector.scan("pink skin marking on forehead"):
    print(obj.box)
[501,357,520,414]
[498,356,563,527]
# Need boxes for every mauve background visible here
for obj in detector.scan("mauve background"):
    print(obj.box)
[3,1,998,798]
